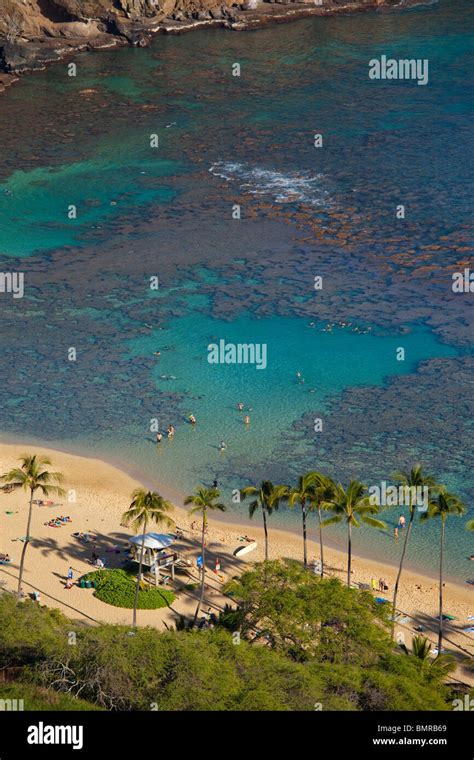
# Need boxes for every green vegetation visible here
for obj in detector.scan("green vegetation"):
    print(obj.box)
[0,560,462,712]
[81,568,175,610]
[0,683,103,711]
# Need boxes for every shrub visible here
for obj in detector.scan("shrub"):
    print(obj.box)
[81,569,175,610]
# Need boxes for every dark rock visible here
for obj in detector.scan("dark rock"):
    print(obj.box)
[0,41,61,74]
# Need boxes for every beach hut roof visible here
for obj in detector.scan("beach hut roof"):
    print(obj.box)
[129,533,174,550]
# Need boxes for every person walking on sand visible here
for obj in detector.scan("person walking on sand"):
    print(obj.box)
[371,577,376,591]
[67,566,73,581]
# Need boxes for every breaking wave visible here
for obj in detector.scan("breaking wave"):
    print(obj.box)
[209,161,332,207]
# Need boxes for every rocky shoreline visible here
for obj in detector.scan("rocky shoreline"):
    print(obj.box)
[0,0,406,93]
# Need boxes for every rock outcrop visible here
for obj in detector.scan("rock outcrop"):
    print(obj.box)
[0,0,407,85]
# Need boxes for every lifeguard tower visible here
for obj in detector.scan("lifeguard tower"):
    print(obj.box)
[128,533,178,584]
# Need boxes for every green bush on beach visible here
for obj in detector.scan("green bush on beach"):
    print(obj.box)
[81,568,175,610]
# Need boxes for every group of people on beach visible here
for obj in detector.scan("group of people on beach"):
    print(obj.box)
[371,577,388,593]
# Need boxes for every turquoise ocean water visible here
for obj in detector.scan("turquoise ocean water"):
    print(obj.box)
[0,0,472,581]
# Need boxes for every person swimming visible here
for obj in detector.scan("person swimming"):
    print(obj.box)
[244,415,250,425]
[219,440,227,451]
[237,402,244,412]
[167,425,175,438]
[156,432,163,443]
[188,414,196,425]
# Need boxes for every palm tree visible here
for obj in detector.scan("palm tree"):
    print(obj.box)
[400,635,455,678]
[420,489,465,654]
[286,472,320,569]
[390,465,438,639]
[184,486,226,625]
[1,455,64,598]
[323,480,386,587]
[308,473,337,577]
[121,489,175,628]
[240,481,288,561]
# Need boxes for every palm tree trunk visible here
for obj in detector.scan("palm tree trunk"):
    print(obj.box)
[193,510,206,625]
[133,519,147,628]
[438,519,445,654]
[262,505,269,561]
[17,487,35,598]
[302,500,307,569]
[317,505,324,577]
[390,509,415,639]
[347,521,352,588]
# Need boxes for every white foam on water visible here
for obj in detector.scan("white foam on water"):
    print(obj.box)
[209,161,332,207]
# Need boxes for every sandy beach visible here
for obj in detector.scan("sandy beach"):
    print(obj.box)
[0,442,472,685]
